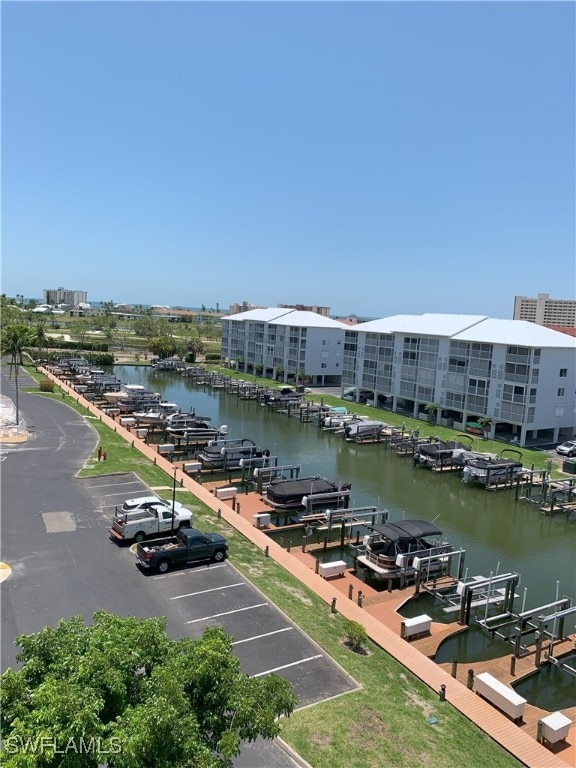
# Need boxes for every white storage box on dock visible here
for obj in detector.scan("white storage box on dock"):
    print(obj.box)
[401,614,432,639]
[318,560,347,578]
[157,444,175,455]
[105,408,120,417]
[474,672,526,722]
[119,417,137,428]
[252,513,271,529]
[135,428,148,439]
[184,462,202,474]
[538,712,572,744]
[216,487,237,500]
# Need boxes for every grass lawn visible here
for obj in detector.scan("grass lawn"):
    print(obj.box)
[17,365,524,768]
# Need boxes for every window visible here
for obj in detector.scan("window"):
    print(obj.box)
[321,363,327,369]
[560,369,567,377]
[558,388,565,397]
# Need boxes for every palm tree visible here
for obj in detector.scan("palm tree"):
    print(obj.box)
[30,318,48,361]
[424,403,439,424]
[1,322,33,425]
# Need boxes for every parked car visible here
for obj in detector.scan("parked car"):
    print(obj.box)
[136,527,228,573]
[556,440,576,457]
[110,504,193,543]
[120,495,187,514]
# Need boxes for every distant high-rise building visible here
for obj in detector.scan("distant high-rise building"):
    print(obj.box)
[513,293,576,328]
[277,303,330,317]
[44,287,88,307]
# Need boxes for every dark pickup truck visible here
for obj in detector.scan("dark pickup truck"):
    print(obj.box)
[136,526,228,574]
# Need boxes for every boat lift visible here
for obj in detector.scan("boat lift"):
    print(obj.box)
[453,573,521,626]
[301,506,389,548]
[253,464,301,495]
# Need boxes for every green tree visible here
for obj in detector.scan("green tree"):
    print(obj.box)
[424,403,439,424]
[30,318,49,360]
[0,322,33,424]
[148,337,177,359]
[0,613,297,768]
[185,336,204,363]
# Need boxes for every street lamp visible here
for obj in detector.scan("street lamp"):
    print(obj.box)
[171,466,177,534]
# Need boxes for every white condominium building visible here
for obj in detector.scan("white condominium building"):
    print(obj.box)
[221,308,346,386]
[342,314,575,446]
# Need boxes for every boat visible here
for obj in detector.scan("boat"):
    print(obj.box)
[164,413,228,441]
[413,440,470,469]
[343,419,387,442]
[263,475,351,511]
[197,438,271,470]
[132,402,181,425]
[104,384,162,406]
[356,519,454,580]
[461,450,524,485]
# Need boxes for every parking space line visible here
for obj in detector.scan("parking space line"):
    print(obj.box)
[152,564,228,580]
[232,627,293,646]
[252,655,323,678]
[170,582,246,600]
[186,603,269,624]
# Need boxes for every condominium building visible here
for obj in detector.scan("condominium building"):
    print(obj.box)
[342,314,576,446]
[43,287,88,307]
[221,308,346,385]
[513,293,576,327]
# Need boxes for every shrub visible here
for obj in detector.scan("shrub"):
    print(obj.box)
[39,379,55,393]
[344,620,368,654]
[204,353,221,362]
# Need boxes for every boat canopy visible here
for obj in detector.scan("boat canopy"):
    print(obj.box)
[369,519,443,542]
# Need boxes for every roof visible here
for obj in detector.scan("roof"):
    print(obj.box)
[225,307,347,328]
[454,318,576,348]
[370,519,443,542]
[351,314,576,348]
[354,314,488,336]
[225,308,295,322]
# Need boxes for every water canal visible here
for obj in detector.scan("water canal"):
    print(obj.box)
[113,366,576,615]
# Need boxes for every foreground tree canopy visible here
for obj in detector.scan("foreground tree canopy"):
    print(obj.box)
[0,612,298,767]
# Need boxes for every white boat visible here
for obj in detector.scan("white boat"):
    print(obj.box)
[461,450,524,485]
[343,419,387,442]
[104,384,162,406]
[356,519,454,581]
[165,413,228,441]
[132,402,181,425]
[197,438,270,470]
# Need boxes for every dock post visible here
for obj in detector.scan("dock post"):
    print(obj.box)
[510,656,516,676]
[439,684,446,702]
[331,597,337,614]
[451,660,458,678]
[286,541,291,553]
[348,584,354,600]
[357,590,364,608]
[264,545,269,558]
[236,503,241,515]
[466,669,474,690]
[217,508,221,519]
[323,536,328,551]
[315,559,319,575]
[387,578,393,593]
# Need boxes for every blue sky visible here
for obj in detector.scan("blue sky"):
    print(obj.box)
[2,1,574,318]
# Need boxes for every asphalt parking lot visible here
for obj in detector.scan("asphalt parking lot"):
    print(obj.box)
[1,376,358,767]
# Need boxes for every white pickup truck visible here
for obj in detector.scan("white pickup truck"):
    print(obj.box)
[109,496,193,543]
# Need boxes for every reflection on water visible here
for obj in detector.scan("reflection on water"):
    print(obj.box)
[112,367,576,610]
[512,653,576,711]
[434,624,513,664]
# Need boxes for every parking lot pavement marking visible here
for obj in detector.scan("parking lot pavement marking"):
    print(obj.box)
[83,480,143,492]
[187,603,269,624]
[232,627,293,646]
[152,564,228,580]
[252,655,323,678]
[170,582,247,600]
